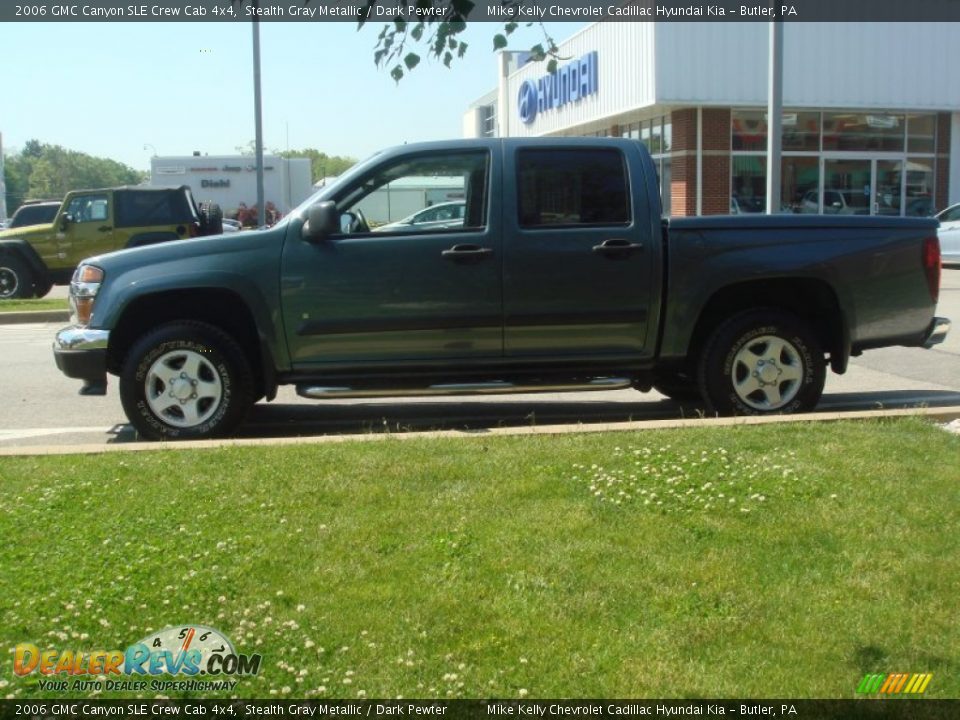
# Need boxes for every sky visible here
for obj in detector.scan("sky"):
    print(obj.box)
[2,19,587,172]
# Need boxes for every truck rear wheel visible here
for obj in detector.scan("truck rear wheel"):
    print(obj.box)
[0,256,34,299]
[698,309,825,416]
[120,321,254,440]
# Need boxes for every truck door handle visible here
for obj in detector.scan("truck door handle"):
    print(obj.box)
[441,244,494,262]
[592,238,644,257]
[98,226,112,232]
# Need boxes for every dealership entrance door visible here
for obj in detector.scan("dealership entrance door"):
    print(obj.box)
[817,157,904,216]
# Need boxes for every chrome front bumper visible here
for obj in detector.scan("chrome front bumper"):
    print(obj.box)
[53,326,110,395]
[922,317,951,349]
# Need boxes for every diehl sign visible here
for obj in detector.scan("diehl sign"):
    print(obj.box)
[201,179,230,188]
[518,51,598,125]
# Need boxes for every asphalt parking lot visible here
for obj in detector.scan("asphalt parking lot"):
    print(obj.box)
[1,269,958,449]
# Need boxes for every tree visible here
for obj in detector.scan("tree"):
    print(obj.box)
[228,0,561,82]
[2,141,145,214]
[234,141,356,184]
[278,149,356,184]
[364,10,562,83]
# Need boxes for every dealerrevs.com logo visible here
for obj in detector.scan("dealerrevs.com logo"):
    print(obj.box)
[13,625,261,693]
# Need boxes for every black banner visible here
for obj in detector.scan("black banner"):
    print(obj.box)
[4,0,960,23]
[2,700,960,720]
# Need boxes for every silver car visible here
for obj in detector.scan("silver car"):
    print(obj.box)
[373,201,466,233]
[937,203,960,264]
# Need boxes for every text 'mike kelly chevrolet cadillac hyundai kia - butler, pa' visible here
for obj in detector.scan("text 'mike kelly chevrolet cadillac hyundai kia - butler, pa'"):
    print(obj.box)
[53,139,950,440]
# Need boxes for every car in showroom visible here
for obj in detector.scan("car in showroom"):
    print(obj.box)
[798,189,870,215]
[937,202,960,264]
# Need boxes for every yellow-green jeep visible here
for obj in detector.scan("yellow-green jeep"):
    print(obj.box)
[0,186,222,298]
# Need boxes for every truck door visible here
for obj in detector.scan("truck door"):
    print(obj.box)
[56,192,116,262]
[280,146,503,367]
[502,142,658,359]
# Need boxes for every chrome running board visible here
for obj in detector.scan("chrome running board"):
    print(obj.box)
[296,377,632,400]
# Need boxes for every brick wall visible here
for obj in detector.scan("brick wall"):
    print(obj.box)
[667,108,731,216]
[701,108,731,216]
[669,109,697,216]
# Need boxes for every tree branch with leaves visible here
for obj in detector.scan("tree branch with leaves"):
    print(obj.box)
[359,1,563,81]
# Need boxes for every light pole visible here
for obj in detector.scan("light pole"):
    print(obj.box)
[0,132,7,223]
[252,8,265,228]
[765,17,783,214]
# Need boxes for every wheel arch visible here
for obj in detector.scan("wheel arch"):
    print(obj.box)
[685,277,849,375]
[0,239,49,282]
[106,288,277,400]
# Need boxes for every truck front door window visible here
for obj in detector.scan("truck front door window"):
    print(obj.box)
[335,151,487,235]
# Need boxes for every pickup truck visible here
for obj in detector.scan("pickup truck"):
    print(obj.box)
[52,139,951,440]
[0,186,222,299]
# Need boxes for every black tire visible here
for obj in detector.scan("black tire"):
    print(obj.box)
[32,274,54,299]
[698,309,826,416]
[0,255,35,299]
[652,370,703,403]
[119,321,254,440]
[198,202,224,236]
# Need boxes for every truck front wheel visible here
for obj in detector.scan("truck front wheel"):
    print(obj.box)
[120,321,254,440]
[698,309,825,416]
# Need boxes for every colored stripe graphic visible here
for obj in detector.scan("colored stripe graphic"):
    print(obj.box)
[857,674,884,693]
[858,673,932,694]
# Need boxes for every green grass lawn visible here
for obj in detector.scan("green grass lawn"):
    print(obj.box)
[1,418,957,699]
[0,297,68,313]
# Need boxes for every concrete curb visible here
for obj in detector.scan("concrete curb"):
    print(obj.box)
[2,405,959,457]
[0,309,70,324]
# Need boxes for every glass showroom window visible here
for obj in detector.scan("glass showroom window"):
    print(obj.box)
[731,156,820,214]
[822,112,904,152]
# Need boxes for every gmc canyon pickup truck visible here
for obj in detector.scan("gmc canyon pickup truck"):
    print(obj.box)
[53,139,950,440]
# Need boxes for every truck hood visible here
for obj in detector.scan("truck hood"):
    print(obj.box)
[0,223,56,241]
[84,227,280,275]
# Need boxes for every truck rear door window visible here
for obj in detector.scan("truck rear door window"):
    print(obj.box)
[517,149,630,228]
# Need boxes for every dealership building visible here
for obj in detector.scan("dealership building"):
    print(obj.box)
[464,22,960,217]
[149,154,313,220]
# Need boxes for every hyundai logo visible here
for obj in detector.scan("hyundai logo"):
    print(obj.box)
[518,80,539,125]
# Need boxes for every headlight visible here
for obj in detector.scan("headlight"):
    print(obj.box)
[70,264,104,325]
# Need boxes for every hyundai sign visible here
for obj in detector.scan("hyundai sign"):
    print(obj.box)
[518,51,599,125]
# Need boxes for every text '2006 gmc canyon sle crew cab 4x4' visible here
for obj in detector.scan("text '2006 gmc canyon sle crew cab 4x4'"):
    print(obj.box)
[53,139,951,440]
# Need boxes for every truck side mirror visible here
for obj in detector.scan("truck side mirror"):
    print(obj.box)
[304,201,339,241]
[59,214,73,232]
